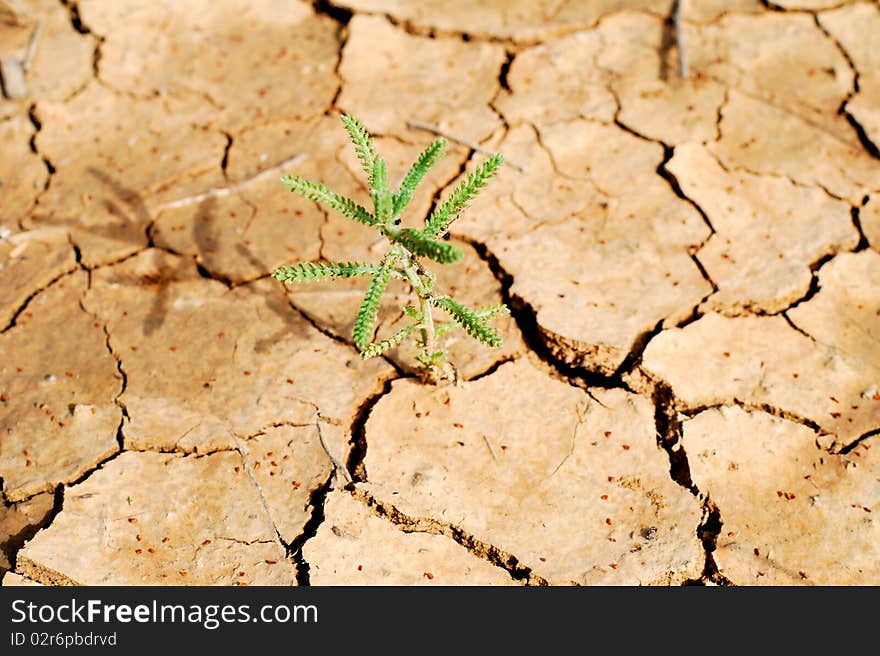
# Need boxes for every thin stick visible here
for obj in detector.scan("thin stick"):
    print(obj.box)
[675,0,688,79]
[407,119,527,173]
[22,19,43,72]
[158,153,307,211]
[315,418,352,485]
[481,434,498,462]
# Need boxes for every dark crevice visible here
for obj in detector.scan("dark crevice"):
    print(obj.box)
[63,451,124,491]
[27,104,56,193]
[60,0,91,34]
[687,252,718,294]
[651,381,729,585]
[681,400,824,435]
[850,205,870,252]
[611,101,718,239]
[611,320,664,380]
[287,473,335,586]
[317,1,351,114]
[844,114,880,159]
[656,144,717,236]
[652,381,695,493]
[70,240,83,266]
[460,236,631,391]
[497,51,514,92]
[813,14,880,160]
[839,428,880,455]
[113,406,127,451]
[96,313,128,451]
[124,445,236,457]
[346,376,398,482]
[696,498,732,585]
[60,0,102,80]
[2,269,75,333]
[674,302,705,331]
[464,355,518,382]
[775,252,836,316]
[0,485,64,579]
[195,262,230,285]
[219,131,233,176]
[354,489,545,585]
[312,0,353,25]
[448,525,540,584]
[611,117,719,300]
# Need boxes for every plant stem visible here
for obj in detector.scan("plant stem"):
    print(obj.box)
[399,248,451,382]
[420,291,436,360]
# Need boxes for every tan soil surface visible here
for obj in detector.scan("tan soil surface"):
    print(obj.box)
[1,1,878,586]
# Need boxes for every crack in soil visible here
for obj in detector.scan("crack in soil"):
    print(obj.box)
[649,376,739,585]
[695,497,730,585]
[679,399,824,436]
[351,486,543,584]
[0,486,63,579]
[814,12,880,160]
[1,262,77,334]
[455,234,635,392]
[313,0,351,115]
[227,432,297,573]
[59,0,103,88]
[839,428,880,455]
[345,375,400,483]
[287,472,335,585]
[24,103,55,226]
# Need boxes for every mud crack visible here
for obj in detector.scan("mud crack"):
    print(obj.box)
[814,12,880,159]
[351,486,544,585]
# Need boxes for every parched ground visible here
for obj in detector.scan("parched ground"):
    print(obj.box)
[1,0,878,586]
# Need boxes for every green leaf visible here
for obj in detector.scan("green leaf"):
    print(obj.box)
[281,175,376,227]
[393,138,447,218]
[434,321,456,339]
[389,227,463,264]
[272,261,387,284]
[371,157,388,193]
[361,324,419,359]
[432,297,503,348]
[475,303,510,321]
[340,114,376,182]
[353,254,397,349]
[402,305,423,321]
[370,158,393,223]
[424,153,504,238]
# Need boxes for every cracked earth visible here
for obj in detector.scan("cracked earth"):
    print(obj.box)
[1,0,878,586]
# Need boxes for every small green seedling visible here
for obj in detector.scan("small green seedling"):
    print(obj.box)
[272,115,509,382]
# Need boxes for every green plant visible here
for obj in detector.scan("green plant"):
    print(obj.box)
[272,114,509,382]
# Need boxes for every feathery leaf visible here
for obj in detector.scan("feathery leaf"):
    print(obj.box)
[361,323,419,359]
[402,305,423,321]
[393,138,447,218]
[389,227,463,264]
[475,303,510,321]
[432,297,503,348]
[371,157,388,193]
[370,158,394,223]
[340,114,377,182]
[353,254,396,349]
[434,321,456,339]
[424,153,504,237]
[272,261,388,283]
[281,175,376,226]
